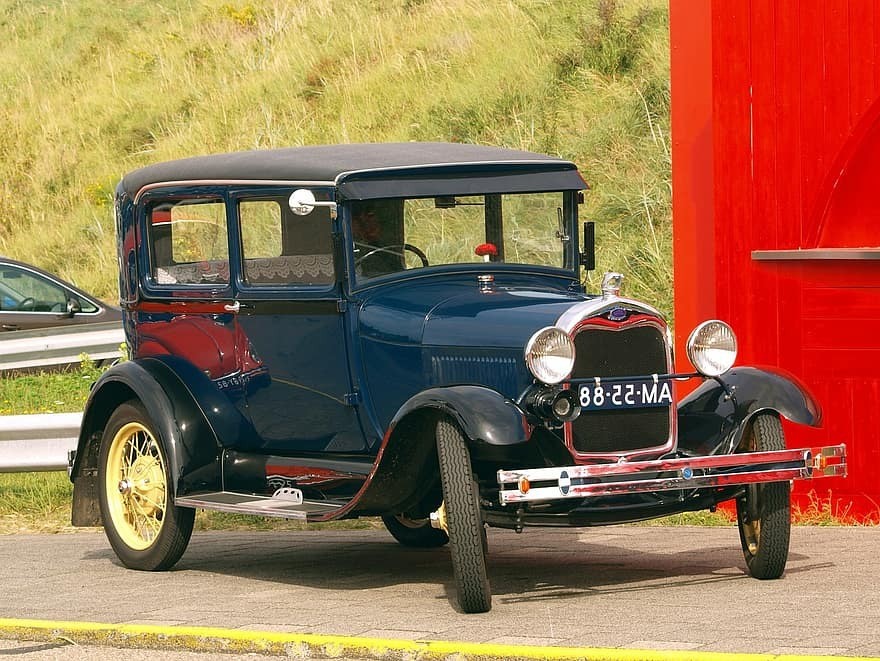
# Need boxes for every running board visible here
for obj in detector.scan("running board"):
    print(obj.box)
[175,489,346,520]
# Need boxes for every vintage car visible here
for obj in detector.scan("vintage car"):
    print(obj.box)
[69,143,845,613]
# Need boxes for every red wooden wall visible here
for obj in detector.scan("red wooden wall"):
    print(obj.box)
[671,1,880,520]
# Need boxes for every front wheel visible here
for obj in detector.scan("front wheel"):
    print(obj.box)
[382,514,449,548]
[436,418,491,613]
[736,414,791,580]
[98,401,194,571]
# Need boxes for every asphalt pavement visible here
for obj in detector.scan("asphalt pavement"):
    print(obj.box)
[0,525,878,659]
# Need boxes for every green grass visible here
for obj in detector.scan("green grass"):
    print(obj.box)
[0,472,78,534]
[0,360,101,416]
[635,510,736,527]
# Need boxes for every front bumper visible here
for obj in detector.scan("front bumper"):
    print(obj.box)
[497,444,846,504]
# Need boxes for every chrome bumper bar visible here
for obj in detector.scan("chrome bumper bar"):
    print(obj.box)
[497,444,846,505]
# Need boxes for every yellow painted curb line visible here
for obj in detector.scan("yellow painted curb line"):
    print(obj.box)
[0,618,877,661]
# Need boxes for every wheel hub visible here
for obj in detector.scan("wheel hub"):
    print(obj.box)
[430,501,448,533]
[126,455,164,517]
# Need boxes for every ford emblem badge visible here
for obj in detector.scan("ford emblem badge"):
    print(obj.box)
[609,307,627,322]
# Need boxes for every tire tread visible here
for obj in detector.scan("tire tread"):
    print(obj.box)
[436,418,491,613]
[736,414,791,580]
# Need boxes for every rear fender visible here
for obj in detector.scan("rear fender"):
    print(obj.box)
[677,366,821,456]
[70,357,248,525]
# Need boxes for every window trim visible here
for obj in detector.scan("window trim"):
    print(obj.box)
[230,188,339,296]
[138,191,233,297]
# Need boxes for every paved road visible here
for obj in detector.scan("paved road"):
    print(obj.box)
[1,526,878,658]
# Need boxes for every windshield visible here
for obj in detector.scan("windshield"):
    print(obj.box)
[350,192,573,281]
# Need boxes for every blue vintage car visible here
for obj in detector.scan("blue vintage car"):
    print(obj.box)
[69,143,845,613]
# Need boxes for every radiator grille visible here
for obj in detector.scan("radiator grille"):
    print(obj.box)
[570,324,671,454]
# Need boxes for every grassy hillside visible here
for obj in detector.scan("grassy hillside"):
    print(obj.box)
[0,0,670,313]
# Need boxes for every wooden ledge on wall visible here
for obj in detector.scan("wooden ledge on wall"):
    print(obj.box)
[752,248,880,261]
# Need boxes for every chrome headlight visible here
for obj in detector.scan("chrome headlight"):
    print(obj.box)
[686,320,737,376]
[525,327,575,384]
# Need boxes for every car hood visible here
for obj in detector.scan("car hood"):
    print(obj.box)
[358,278,590,350]
[423,288,588,348]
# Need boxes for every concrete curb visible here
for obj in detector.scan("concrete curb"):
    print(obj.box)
[1,619,878,661]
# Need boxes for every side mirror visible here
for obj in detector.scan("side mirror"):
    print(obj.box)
[288,189,338,220]
[66,298,82,317]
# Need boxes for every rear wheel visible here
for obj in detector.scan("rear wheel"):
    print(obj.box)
[436,418,491,613]
[736,414,791,579]
[382,513,449,548]
[98,401,194,571]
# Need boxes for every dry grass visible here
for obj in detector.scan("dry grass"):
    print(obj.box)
[793,490,880,526]
[0,0,672,316]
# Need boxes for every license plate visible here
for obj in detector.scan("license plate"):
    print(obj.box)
[578,379,673,411]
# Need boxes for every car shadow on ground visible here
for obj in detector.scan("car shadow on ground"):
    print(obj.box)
[82,528,832,613]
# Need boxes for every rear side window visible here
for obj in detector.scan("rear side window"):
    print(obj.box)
[238,196,334,287]
[147,199,229,286]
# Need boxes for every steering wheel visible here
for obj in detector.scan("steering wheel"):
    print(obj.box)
[355,243,429,269]
[16,297,36,311]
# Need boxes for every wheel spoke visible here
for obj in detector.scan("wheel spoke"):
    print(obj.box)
[103,410,194,567]
[139,492,165,514]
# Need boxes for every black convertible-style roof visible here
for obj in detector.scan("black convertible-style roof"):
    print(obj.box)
[121,143,586,200]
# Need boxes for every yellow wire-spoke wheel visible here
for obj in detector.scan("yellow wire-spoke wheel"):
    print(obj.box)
[98,401,194,571]
[104,421,167,551]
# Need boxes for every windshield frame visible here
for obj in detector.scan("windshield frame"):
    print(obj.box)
[343,189,581,291]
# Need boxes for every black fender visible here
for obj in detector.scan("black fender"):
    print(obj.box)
[346,386,530,517]
[677,366,821,456]
[70,357,255,525]
[390,385,530,452]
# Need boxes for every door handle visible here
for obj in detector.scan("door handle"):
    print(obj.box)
[1,324,19,331]
[223,302,253,313]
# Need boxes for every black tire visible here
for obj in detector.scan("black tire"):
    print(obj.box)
[382,514,449,548]
[98,401,194,571]
[436,418,491,613]
[736,414,791,580]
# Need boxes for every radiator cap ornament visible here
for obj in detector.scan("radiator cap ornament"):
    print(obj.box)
[601,272,624,298]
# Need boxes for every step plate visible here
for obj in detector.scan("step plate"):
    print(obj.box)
[176,491,344,520]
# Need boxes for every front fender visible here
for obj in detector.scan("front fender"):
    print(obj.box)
[390,385,530,449]
[345,386,530,516]
[677,366,822,456]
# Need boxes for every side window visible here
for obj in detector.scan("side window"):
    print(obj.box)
[0,267,68,312]
[239,196,334,286]
[147,199,229,286]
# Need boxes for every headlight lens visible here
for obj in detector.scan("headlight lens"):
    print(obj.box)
[686,320,737,376]
[525,327,575,384]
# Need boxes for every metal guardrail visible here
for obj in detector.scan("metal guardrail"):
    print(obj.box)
[0,412,82,472]
[0,321,124,372]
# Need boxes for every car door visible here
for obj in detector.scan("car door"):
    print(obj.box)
[230,190,366,454]
[131,194,248,415]
[0,263,78,331]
